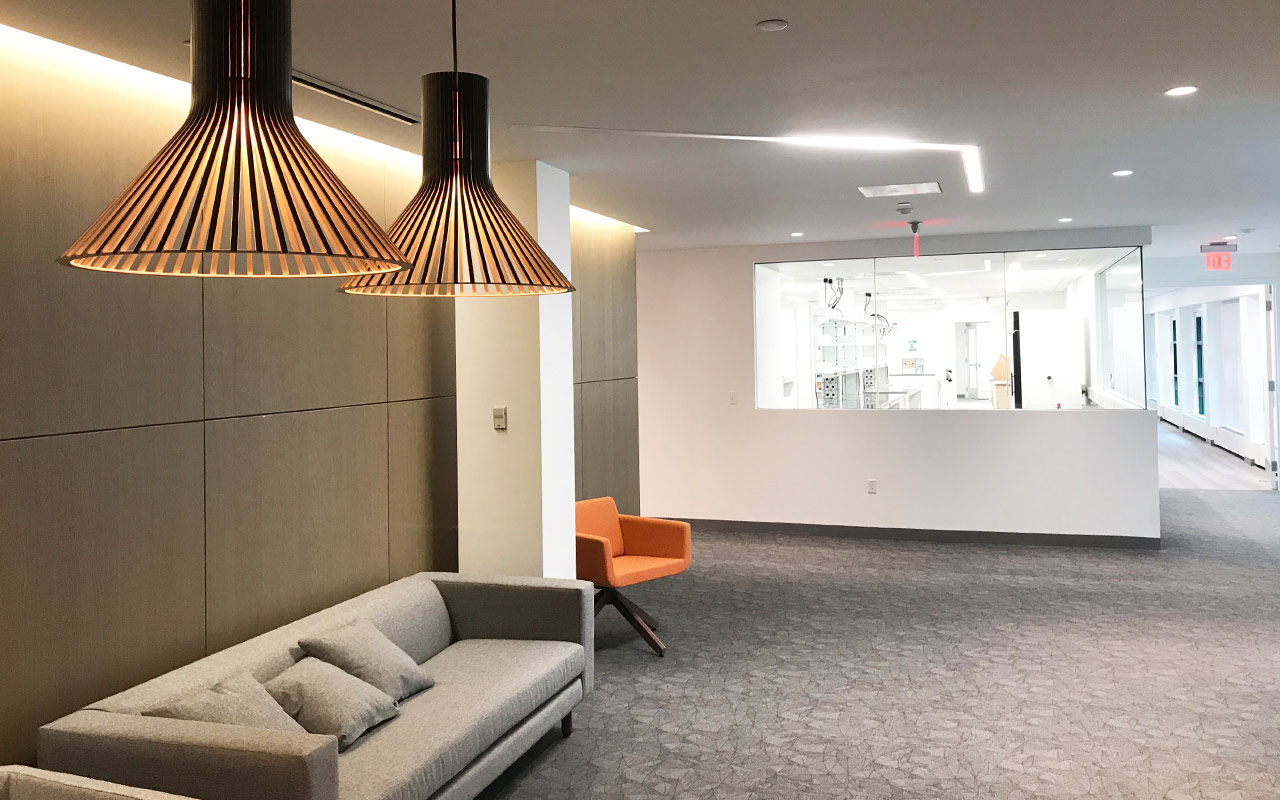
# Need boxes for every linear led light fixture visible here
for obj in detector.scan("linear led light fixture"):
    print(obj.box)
[292,71,419,124]
[514,126,987,194]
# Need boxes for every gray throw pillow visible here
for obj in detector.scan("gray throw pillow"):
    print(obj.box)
[299,618,434,702]
[265,657,398,750]
[144,672,304,733]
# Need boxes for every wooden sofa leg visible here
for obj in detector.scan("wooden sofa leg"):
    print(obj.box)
[612,594,667,657]
[614,590,659,631]
[561,713,573,738]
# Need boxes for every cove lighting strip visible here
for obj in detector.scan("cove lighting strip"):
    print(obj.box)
[569,205,649,233]
[2,24,652,234]
[0,23,420,174]
[518,125,987,194]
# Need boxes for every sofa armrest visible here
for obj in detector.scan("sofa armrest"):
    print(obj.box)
[575,533,615,587]
[2,766,197,799]
[619,515,692,561]
[38,711,338,800]
[425,573,595,693]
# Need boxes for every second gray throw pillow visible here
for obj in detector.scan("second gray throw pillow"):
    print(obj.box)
[265,657,398,750]
[299,618,435,702]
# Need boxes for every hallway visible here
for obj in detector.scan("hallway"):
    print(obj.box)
[1158,422,1273,490]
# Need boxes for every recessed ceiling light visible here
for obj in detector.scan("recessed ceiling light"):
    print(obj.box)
[790,232,804,237]
[823,262,834,266]
[1058,217,1073,223]
[1165,86,1197,97]
[1035,253,1047,258]
[1112,169,1134,177]
[1224,234,1238,240]
[756,19,788,31]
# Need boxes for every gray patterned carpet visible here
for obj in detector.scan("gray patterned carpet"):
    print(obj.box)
[482,489,1280,800]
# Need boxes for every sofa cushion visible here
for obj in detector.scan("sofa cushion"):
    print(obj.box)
[300,618,434,702]
[338,639,584,800]
[265,658,399,751]
[142,672,303,733]
[609,554,689,587]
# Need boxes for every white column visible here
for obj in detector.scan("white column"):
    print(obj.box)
[454,161,577,578]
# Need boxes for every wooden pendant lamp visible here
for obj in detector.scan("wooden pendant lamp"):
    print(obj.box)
[340,2,573,297]
[59,0,410,278]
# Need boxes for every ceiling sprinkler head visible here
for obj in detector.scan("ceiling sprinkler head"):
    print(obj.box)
[895,202,914,216]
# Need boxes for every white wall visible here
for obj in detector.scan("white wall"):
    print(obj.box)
[1016,309,1085,409]
[638,231,1160,540]
[456,162,576,579]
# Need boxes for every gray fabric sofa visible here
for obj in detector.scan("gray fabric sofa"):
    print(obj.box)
[0,766,193,799]
[38,573,594,800]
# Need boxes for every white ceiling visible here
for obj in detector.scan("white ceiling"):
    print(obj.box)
[3,0,1279,256]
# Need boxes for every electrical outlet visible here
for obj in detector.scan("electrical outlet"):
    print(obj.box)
[867,478,878,494]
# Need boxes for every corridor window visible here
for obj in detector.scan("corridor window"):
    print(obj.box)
[1195,315,1206,416]
[755,247,1146,410]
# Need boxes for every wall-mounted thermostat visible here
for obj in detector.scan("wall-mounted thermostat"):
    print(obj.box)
[492,407,508,431]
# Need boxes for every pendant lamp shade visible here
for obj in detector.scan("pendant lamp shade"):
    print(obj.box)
[59,0,409,278]
[340,72,574,297]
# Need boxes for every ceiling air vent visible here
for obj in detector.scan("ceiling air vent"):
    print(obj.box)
[858,182,942,198]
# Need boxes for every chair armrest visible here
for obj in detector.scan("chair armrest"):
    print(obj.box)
[619,515,692,561]
[425,573,595,693]
[3,766,197,799]
[37,711,337,800]
[575,533,616,587]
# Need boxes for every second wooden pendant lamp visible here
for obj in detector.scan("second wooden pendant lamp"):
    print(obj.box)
[340,0,575,297]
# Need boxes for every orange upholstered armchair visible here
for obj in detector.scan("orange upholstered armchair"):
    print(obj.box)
[575,497,691,656]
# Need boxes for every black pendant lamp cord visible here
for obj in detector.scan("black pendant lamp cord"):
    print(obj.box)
[452,0,459,80]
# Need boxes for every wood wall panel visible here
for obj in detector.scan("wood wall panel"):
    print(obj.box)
[388,302,457,402]
[570,219,637,384]
[570,215,640,509]
[202,280,388,419]
[389,398,459,577]
[577,378,641,515]
[574,383,586,500]
[204,406,391,652]
[0,44,202,440]
[0,425,206,764]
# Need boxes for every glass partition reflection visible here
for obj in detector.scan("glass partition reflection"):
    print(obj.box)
[1097,249,1145,407]
[754,247,1145,410]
